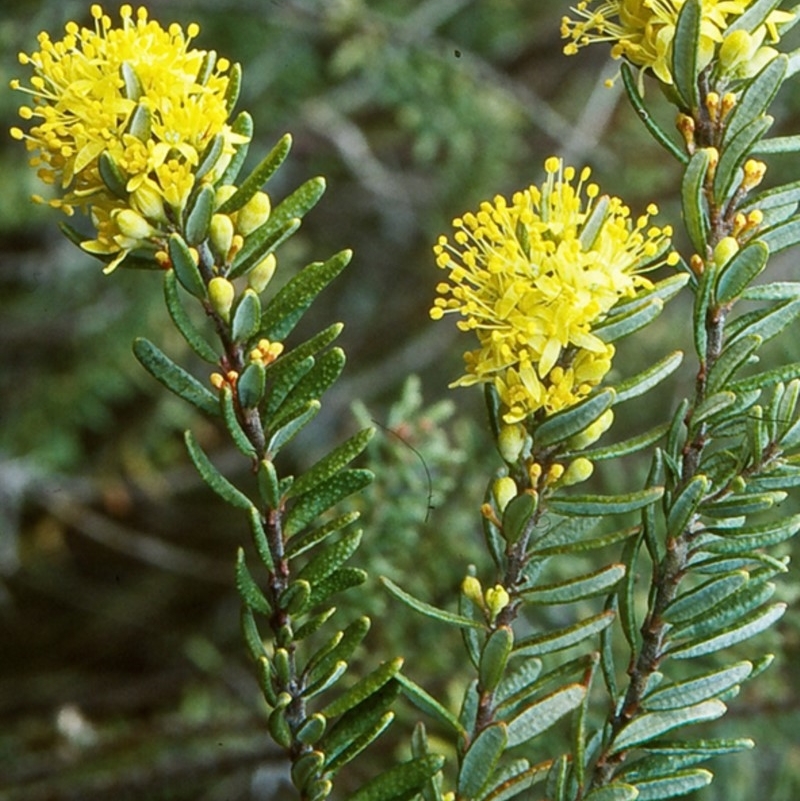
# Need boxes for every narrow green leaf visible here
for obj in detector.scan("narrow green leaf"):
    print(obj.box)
[707,336,762,398]
[133,338,219,416]
[305,616,370,681]
[505,683,586,747]
[228,217,302,280]
[693,265,714,358]
[714,116,773,205]
[217,133,292,214]
[381,577,484,629]
[502,492,537,545]
[259,250,351,341]
[241,606,265,661]
[163,270,218,363]
[753,134,800,154]
[669,602,786,659]
[662,571,748,624]
[595,297,664,344]
[613,351,684,405]
[726,298,800,347]
[666,474,709,539]
[723,55,787,146]
[482,760,550,801]
[238,361,266,409]
[726,0,783,34]
[396,673,466,736]
[620,62,688,163]
[272,348,346,427]
[641,738,754,757]
[167,234,206,299]
[248,506,274,571]
[286,511,360,559]
[757,215,800,253]
[632,769,713,800]
[535,389,615,447]
[347,756,446,801]
[266,400,321,458]
[219,111,253,185]
[285,469,372,537]
[700,513,800,553]
[521,563,626,604]
[326,712,395,774]
[294,607,337,641]
[220,386,257,458]
[583,786,639,801]
[715,241,769,304]
[611,700,727,753]
[296,528,362,585]
[618,531,643,648]
[701,490,783,519]
[232,290,262,343]
[692,391,737,426]
[643,662,752,711]
[535,526,639,556]
[479,627,514,693]
[514,611,615,657]
[184,430,252,510]
[322,658,404,718]
[98,150,128,199]
[672,0,701,110]
[235,547,271,614]
[458,723,508,799]
[278,579,312,615]
[548,487,663,516]
[728,361,800,392]
[184,183,215,245]
[195,133,224,182]
[682,147,711,254]
[289,429,374,500]
[574,424,670,461]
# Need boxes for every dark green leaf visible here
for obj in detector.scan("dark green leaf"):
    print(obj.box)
[397,673,465,736]
[98,150,128,199]
[663,571,748,624]
[322,658,404,718]
[228,217,302,280]
[163,270,218,363]
[723,54,787,146]
[195,133,224,182]
[307,567,367,607]
[235,547,271,614]
[381,577,484,629]
[535,389,615,447]
[168,235,206,299]
[502,492,537,545]
[613,351,683,405]
[184,183,215,246]
[286,511,360,558]
[220,385,257,458]
[672,0,701,110]
[715,241,769,304]
[479,627,514,693]
[458,723,508,798]
[631,769,713,800]
[219,111,254,185]
[682,148,711,254]
[238,361,266,409]
[714,116,772,205]
[232,290,262,343]
[521,564,626,604]
[514,611,615,657]
[266,400,321,458]
[347,756,446,801]
[184,430,252,510]
[505,683,586,747]
[728,361,800,392]
[643,662,752,711]
[296,528,362,584]
[133,338,219,416]
[547,487,663,516]
[666,475,709,538]
[706,334,761,395]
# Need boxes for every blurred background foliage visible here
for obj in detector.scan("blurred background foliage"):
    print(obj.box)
[1,1,799,799]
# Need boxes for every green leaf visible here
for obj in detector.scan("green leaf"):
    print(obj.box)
[458,723,508,799]
[266,400,321,458]
[535,389,615,447]
[285,469,372,537]
[728,361,800,392]
[168,234,206,300]
[757,215,800,253]
[322,658,404,718]
[322,680,400,769]
[631,769,713,800]
[726,0,784,34]
[482,760,550,801]
[681,148,711,254]
[714,116,772,205]
[228,217,302,280]
[381,577,484,629]
[184,430,252,510]
[514,611,615,657]
[220,385,257,458]
[521,564,626,604]
[479,627,514,693]
[700,513,800,553]
[505,683,586,747]
[133,338,219,416]
[726,298,800,346]
[248,506,274,571]
[98,150,128,199]
[672,0,701,110]
[286,512,360,559]
[502,492,538,545]
[348,756,446,801]
[583,786,639,801]
[535,526,640,556]
[238,361,266,409]
[289,428,375,499]
[715,241,769,304]
[574,424,670,461]
[163,270,218,363]
[618,532,643,648]
[241,606,265,661]
[663,571,748,624]
[547,487,663,516]
[643,662,752,711]
[305,616,370,682]
[278,579,312,615]
[219,111,253,185]
[692,391,737,426]
[272,348,346,427]
[620,63,688,164]
[595,298,665,344]
[231,290,262,343]
[217,133,292,214]
[195,133,224,182]
[184,183,215,246]
[641,738,754,757]
[706,334,761,395]
[753,134,800,154]
[579,195,611,249]
[613,351,684,405]
[396,673,466,736]
[666,475,708,539]
[235,547,271,614]
[723,54,787,146]
[669,602,786,659]
[495,658,544,709]
[611,700,727,753]
[260,251,351,341]
[296,528,362,584]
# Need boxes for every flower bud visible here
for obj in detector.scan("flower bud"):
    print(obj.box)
[462,576,484,608]
[713,236,740,268]
[114,208,156,242]
[560,457,594,487]
[209,213,235,260]
[214,184,238,208]
[485,585,510,620]
[237,191,271,236]
[497,423,526,462]
[720,29,754,73]
[248,252,277,292]
[208,276,235,322]
[492,476,517,514]
[131,182,168,224]
[569,408,614,450]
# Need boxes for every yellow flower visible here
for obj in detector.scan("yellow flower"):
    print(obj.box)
[10,4,247,269]
[562,0,793,85]
[431,158,676,423]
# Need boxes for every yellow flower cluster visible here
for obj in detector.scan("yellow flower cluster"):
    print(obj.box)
[562,0,793,86]
[432,158,677,424]
[10,5,245,270]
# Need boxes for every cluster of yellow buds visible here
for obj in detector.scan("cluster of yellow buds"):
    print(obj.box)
[250,338,284,367]
[528,458,594,490]
[461,576,510,623]
[210,370,239,390]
